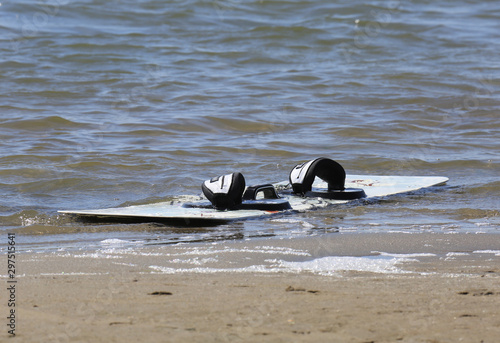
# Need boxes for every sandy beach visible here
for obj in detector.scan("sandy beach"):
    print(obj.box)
[7,233,500,342]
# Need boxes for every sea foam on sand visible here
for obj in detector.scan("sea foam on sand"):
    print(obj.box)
[149,253,425,275]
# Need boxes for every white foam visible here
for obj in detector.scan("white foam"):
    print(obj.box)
[149,265,279,274]
[165,246,311,257]
[338,226,359,232]
[473,250,500,256]
[446,252,470,257]
[100,239,136,246]
[444,252,471,261]
[149,254,417,275]
[72,252,123,259]
[276,255,408,275]
[112,262,138,267]
[254,246,311,255]
[376,252,437,258]
[169,257,218,265]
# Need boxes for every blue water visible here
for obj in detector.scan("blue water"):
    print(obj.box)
[0,0,499,251]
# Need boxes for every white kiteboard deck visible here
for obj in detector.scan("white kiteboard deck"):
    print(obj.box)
[59,175,448,226]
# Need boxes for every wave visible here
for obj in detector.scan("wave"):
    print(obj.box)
[0,116,89,130]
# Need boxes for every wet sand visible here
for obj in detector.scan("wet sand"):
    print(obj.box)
[8,233,500,342]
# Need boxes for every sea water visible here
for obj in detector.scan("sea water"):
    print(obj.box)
[0,0,499,255]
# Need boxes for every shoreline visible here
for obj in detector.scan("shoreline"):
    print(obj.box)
[5,232,500,342]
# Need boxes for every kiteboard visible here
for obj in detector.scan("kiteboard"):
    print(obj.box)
[58,174,448,226]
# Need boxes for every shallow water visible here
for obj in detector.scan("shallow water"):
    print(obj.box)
[1,0,499,252]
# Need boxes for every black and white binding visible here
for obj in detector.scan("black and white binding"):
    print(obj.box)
[198,157,365,210]
[198,173,291,211]
[201,172,246,210]
[289,157,366,200]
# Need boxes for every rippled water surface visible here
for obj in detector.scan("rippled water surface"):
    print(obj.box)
[1,0,499,251]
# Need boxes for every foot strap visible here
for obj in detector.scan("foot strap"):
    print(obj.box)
[201,174,291,211]
[289,157,366,199]
[201,172,246,210]
[243,184,279,200]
